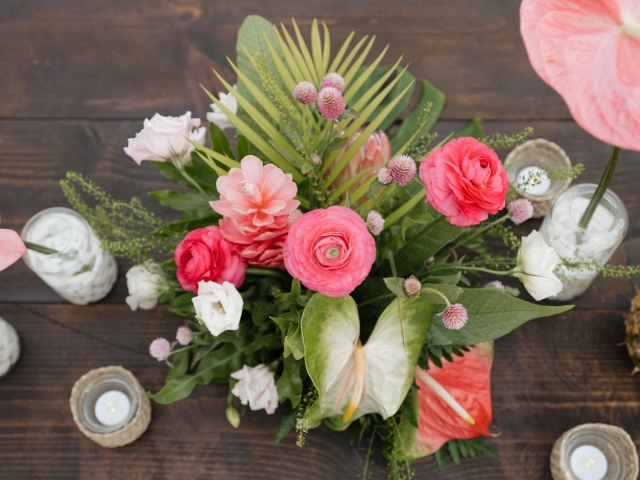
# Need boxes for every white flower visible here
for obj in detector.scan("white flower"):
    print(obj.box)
[125,260,169,311]
[192,280,243,336]
[189,126,207,146]
[124,111,201,165]
[207,85,237,131]
[0,316,20,377]
[230,364,278,414]
[512,230,563,300]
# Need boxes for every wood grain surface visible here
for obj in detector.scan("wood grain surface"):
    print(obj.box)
[1,1,639,479]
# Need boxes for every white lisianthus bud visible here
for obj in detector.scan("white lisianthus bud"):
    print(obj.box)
[207,85,238,131]
[0,316,20,378]
[230,364,279,414]
[512,230,563,300]
[125,260,169,311]
[191,280,243,336]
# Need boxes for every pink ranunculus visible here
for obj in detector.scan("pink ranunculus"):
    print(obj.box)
[174,226,246,293]
[419,137,508,227]
[282,206,376,297]
[124,111,203,165]
[411,343,494,457]
[330,129,392,195]
[210,155,299,269]
[521,0,640,152]
[0,229,26,272]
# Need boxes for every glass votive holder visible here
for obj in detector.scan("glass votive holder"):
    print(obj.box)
[505,139,572,218]
[21,207,117,305]
[550,423,639,480]
[70,366,151,448]
[0,316,21,382]
[541,184,628,301]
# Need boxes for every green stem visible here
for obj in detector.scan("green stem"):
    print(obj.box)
[179,167,209,197]
[169,344,198,356]
[421,288,451,307]
[578,146,620,230]
[24,241,58,255]
[451,214,509,250]
[460,266,513,276]
[245,267,290,281]
[357,293,395,308]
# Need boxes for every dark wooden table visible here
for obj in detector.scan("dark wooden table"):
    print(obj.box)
[1,1,639,478]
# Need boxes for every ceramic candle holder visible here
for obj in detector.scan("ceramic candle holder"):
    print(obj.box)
[0,316,21,382]
[70,365,151,448]
[506,139,572,218]
[550,424,639,480]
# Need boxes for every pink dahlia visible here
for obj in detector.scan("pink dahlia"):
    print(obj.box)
[210,156,300,269]
[317,87,346,121]
[521,0,640,151]
[330,129,392,194]
[321,72,345,92]
[283,206,376,297]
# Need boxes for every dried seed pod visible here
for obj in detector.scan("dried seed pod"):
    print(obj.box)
[624,290,640,374]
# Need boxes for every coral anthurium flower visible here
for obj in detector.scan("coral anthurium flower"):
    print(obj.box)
[0,229,27,272]
[409,342,494,457]
[521,0,640,151]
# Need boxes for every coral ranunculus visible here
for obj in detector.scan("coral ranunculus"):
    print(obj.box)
[330,129,391,195]
[210,155,300,269]
[409,343,494,458]
[174,226,247,293]
[521,0,640,151]
[419,137,509,227]
[283,206,376,297]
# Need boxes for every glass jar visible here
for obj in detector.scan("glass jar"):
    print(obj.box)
[541,184,628,301]
[21,207,117,305]
[0,316,20,381]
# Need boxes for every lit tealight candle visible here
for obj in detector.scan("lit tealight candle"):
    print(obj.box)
[516,166,551,196]
[94,390,131,426]
[569,445,608,480]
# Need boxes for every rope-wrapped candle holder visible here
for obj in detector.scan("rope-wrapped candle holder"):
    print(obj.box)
[70,365,151,448]
[550,423,639,480]
[506,139,572,218]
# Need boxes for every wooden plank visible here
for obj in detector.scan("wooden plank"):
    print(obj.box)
[0,0,570,121]
[1,119,638,305]
[0,305,637,479]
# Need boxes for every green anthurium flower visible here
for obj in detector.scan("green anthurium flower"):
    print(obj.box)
[301,293,435,431]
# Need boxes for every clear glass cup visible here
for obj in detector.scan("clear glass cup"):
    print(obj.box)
[541,184,628,301]
[21,207,117,305]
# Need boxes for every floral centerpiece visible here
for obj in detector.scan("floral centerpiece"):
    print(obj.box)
[56,16,576,478]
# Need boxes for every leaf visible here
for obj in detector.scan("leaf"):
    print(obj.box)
[419,283,463,305]
[153,213,221,238]
[277,356,304,408]
[375,216,463,277]
[427,288,574,345]
[149,343,247,404]
[301,293,435,431]
[339,108,360,120]
[274,406,298,445]
[168,292,196,318]
[151,155,219,195]
[236,135,250,159]
[451,117,485,141]
[209,122,235,160]
[390,78,446,153]
[383,277,408,298]
[399,389,419,429]
[283,324,304,360]
[149,190,213,216]
[166,350,190,382]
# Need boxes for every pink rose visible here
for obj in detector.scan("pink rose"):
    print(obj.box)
[419,137,508,227]
[124,111,204,165]
[0,229,26,272]
[283,206,376,297]
[174,226,246,293]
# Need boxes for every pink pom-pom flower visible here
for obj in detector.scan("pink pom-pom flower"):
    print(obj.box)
[404,277,422,296]
[288,209,303,225]
[377,167,393,185]
[176,326,192,346]
[389,155,417,186]
[442,304,468,330]
[283,206,376,297]
[366,211,385,236]
[317,87,345,121]
[321,72,345,93]
[293,82,317,105]
[149,338,171,361]
[485,280,505,290]
[508,198,533,225]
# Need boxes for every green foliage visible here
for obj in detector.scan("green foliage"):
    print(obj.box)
[418,344,471,370]
[543,162,585,181]
[483,127,533,150]
[427,288,573,345]
[60,171,174,263]
[295,386,319,447]
[434,437,500,471]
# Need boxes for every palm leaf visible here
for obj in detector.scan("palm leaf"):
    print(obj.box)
[291,19,320,85]
[321,22,331,74]
[329,166,378,201]
[311,19,324,80]
[328,31,354,73]
[227,57,282,124]
[273,26,307,82]
[195,150,229,177]
[343,45,389,103]
[384,189,425,227]
[337,35,369,76]
[263,33,297,92]
[280,23,317,84]
[343,36,376,87]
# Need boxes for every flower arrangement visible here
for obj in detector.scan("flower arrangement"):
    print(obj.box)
[56,16,579,478]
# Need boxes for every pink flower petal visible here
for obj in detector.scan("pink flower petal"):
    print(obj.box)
[0,229,27,272]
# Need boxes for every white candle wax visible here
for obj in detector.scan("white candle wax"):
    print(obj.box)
[516,166,551,196]
[94,390,131,426]
[569,445,608,480]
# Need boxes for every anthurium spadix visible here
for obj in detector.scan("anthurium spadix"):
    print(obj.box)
[301,293,435,431]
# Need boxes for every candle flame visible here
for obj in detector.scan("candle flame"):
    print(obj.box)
[107,401,116,413]
[585,458,595,468]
